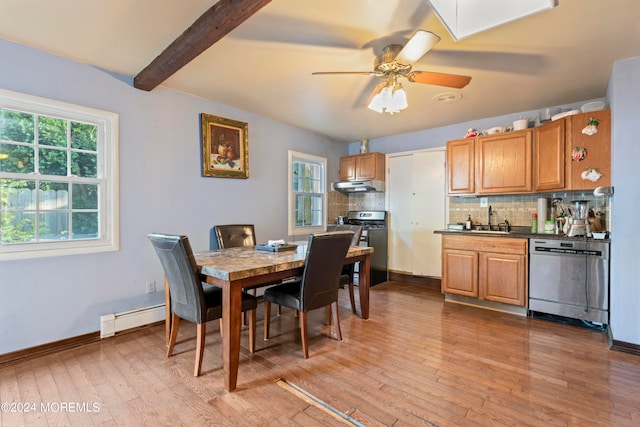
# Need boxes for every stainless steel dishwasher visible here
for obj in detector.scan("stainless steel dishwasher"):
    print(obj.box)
[529,238,609,324]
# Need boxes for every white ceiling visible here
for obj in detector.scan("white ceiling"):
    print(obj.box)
[1,0,640,142]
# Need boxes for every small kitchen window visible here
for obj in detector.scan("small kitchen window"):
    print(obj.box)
[0,88,119,260]
[287,150,326,236]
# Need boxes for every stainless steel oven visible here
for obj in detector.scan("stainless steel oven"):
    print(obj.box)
[346,210,388,286]
[529,238,609,324]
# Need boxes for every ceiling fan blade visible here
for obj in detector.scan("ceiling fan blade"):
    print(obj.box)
[394,30,441,65]
[407,71,471,88]
[312,71,377,76]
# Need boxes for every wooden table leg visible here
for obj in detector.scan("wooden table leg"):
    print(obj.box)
[221,281,242,392]
[359,255,370,319]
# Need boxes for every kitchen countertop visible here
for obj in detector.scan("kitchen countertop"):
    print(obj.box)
[434,229,611,243]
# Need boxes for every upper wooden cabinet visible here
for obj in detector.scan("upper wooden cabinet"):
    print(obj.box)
[532,109,611,192]
[446,138,475,194]
[475,129,533,194]
[534,119,566,192]
[339,152,385,181]
[446,109,611,195]
[567,109,611,190]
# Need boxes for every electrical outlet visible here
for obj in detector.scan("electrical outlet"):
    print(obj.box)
[146,281,156,294]
[480,197,488,207]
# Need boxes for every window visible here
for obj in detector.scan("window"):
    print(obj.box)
[288,150,326,236]
[0,89,119,260]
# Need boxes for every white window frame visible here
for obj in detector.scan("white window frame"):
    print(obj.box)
[0,88,119,260]
[287,150,327,236]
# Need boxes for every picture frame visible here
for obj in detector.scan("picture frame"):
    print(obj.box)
[201,113,249,178]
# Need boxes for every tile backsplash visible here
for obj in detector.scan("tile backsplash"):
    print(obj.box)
[327,191,385,224]
[330,190,610,232]
[448,191,611,231]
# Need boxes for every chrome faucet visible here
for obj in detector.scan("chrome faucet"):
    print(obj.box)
[504,219,511,232]
[488,205,493,229]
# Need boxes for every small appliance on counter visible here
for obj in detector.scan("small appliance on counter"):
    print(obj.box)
[565,200,591,237]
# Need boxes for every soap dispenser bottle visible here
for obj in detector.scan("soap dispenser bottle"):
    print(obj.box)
[466,215,472,230]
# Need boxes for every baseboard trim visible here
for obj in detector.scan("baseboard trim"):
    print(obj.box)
[0,321,164,368]
[0,332,100,368]
[610,339,640,356]
[388,271,441,291]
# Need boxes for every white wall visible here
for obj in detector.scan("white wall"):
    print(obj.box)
[0,39,345,354]
[608,56,640,345]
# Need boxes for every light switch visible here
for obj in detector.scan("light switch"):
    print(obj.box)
[480,197,488,207]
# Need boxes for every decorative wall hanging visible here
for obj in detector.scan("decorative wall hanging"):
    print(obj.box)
[581,117,599,136]
[581,167,603,182]
[571,146,588,162]
[201,113,249,179]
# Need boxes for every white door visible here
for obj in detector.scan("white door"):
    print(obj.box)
[388,150,446,277]
[388,155,414,274]
[411,151,446,277]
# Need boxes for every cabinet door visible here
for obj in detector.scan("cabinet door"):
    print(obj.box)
[355,152,384,180]
[442,249,478,297]
[534,120,566,191]
[479,252,526,306]
[476,130,532,194]
[339,155,356,181]
[567,110,611,190]
[446,138,475,194]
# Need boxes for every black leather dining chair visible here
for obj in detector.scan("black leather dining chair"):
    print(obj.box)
[148,233,258,376]
[213,224,256,249]
[262,231,353,359]
[213,224,284,318]
[327,224,363,314]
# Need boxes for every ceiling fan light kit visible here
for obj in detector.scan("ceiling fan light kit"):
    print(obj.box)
[367,82,407,114]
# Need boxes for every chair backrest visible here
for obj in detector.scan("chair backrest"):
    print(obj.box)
[213,224,256,249]
[300,231,353,312]
[148,233,206,324]
[327,224,363,246]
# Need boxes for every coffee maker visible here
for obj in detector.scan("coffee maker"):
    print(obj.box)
[566,200,591,237]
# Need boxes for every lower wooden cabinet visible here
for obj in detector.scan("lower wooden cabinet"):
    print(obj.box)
[442,235,528,307]
[442,249,478,297]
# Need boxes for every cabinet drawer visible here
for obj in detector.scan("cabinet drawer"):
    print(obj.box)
[443,235,527,255]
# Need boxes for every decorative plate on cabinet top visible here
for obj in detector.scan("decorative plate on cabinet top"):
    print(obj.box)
[551,110,581,121]
[581,101,606,113]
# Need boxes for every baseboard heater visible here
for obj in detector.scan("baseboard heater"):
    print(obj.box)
[100,304,165,338]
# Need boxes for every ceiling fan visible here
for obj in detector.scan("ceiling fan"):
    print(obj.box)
[312,30,471,114]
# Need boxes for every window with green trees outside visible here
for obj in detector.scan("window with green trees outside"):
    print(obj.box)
[0,89,119,259]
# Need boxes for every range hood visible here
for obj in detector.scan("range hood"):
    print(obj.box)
[334,180,384,193]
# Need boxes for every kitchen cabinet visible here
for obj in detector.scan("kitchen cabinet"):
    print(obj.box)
[533,119,566,191]
[446,110,611,195]
[339,152,385,181]
[442,235,528,307]
[533,109,611,192]
[476,129,533,194]
[567,109,611,190]
[446,138,475,194]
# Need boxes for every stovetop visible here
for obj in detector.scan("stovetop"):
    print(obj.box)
[345,210,387,229]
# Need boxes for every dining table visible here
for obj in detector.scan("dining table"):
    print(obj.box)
[163,242,374,392]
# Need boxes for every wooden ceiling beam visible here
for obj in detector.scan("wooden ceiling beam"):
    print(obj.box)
[134,0,271,91]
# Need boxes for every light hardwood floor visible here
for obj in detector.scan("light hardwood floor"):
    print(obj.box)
[1,282,639,426]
